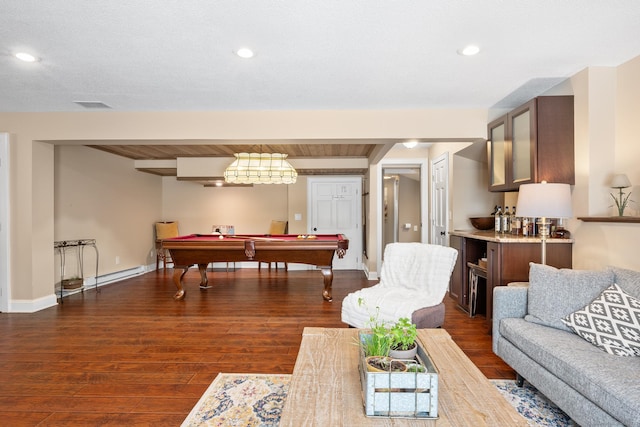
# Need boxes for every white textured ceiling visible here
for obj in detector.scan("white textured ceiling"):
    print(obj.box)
[1,0,640,113]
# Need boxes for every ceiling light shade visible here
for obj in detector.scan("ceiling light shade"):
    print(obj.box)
[224,153,298,184]
[402,140,418,149]
[516,182,573,219]
[236,48,254,58]
[610,174,631,189]
[15,52,38,62]
[458,45,480,56]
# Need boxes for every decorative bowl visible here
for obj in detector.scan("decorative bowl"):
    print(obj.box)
[469,217,495,230]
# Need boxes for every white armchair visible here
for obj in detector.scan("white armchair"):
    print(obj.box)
[341,242,458,328]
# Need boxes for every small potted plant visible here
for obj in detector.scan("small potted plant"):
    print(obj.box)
[388,317,418,359]
[357,298,407,372]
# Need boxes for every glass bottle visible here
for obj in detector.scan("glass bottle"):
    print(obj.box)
[494,206,502,234]
[502,206,510,234]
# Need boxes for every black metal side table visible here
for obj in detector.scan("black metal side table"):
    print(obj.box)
[54,239,99,302]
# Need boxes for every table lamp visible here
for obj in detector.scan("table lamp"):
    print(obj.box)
[610,174,632,216]
[516,182,572,265]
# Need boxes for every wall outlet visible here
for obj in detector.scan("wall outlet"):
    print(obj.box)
[115,256,120,265]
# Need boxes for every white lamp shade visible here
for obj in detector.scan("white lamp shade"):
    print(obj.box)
[516,182,573,219]
[610,174,631,189]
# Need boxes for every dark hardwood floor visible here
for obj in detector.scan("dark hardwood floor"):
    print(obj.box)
[0,268,514,426]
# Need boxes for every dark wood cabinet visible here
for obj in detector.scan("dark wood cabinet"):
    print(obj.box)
[449,231,573,325]
[488,96,574,192]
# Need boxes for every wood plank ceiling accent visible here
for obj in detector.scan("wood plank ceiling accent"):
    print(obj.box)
[87,143,379,160]
[87,142,383,177]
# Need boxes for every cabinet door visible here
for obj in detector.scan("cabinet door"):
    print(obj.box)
[485,242,500,325]
[487,116,510,191]
[449,235,464,306]
[510,99,537,187]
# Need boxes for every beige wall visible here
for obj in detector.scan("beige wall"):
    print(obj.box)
[397,175,421,242]
[161,177,289,235]
[570,56,640,270]
[54,146,161,277]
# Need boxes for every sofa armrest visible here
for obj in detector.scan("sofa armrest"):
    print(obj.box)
[492,283,529,354]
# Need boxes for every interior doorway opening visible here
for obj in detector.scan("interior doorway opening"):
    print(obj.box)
[378,159,428,274]
[382,167,422,250]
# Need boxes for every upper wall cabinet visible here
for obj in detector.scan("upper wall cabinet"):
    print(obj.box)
[487,96,574,192]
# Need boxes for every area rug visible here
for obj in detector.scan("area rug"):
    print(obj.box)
[183,374,578,426]
[491,379,578,426]
[181,373,291,427]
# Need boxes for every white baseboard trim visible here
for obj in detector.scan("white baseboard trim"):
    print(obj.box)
[93,265,146,287]
[9,293,58,313]
[363,265,378,281]
[7,265,149,313]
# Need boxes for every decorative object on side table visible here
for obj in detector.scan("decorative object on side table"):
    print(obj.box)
[62,277,83,290]
[610,173,633,216]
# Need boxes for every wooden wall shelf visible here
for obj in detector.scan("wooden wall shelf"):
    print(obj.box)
[578,216,640,223]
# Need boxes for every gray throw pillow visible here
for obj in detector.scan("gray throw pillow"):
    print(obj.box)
[525,263,614,332]
[562,283,640,357]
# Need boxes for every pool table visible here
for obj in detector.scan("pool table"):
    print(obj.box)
[161,233,349,301]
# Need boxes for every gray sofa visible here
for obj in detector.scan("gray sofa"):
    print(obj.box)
[493,264,640,427]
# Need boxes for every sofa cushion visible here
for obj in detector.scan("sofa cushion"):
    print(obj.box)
[562,283,640,357]
[525,263,614,332]
[609,266,640,299]
[500,318,640,426]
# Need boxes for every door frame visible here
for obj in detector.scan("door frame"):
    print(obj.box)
[0,133,10,312]
[430,153,450,246]
[376,158,428,277]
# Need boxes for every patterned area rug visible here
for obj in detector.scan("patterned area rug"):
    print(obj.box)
[181,374,291,427]
[182,374,577,426]
[491,380,578,426]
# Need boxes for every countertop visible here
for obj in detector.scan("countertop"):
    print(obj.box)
[450,229,574,243]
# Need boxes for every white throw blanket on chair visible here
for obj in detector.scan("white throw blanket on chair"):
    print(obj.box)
[341,242,458,328]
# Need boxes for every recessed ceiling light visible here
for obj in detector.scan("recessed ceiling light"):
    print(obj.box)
[15,52,38,62]
[403,141,419,149]
[236,48,254,59]
[458,45,480,56]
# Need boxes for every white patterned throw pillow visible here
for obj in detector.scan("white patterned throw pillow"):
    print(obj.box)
[562,283,640,357]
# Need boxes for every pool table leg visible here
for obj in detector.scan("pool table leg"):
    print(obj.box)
[197,263,211,289]
[172,267,189,300]
[319,266,333,302]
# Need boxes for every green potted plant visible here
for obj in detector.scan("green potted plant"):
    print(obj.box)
[357,298,407,372]
[389,317,418,359]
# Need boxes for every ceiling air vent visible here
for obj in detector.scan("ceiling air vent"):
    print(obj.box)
[73,101,111,109]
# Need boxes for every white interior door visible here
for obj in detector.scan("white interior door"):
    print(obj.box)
[308,177,362,270]
[431,153,449,245]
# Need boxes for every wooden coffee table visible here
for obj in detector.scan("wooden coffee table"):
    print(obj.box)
[279,327,526,426]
